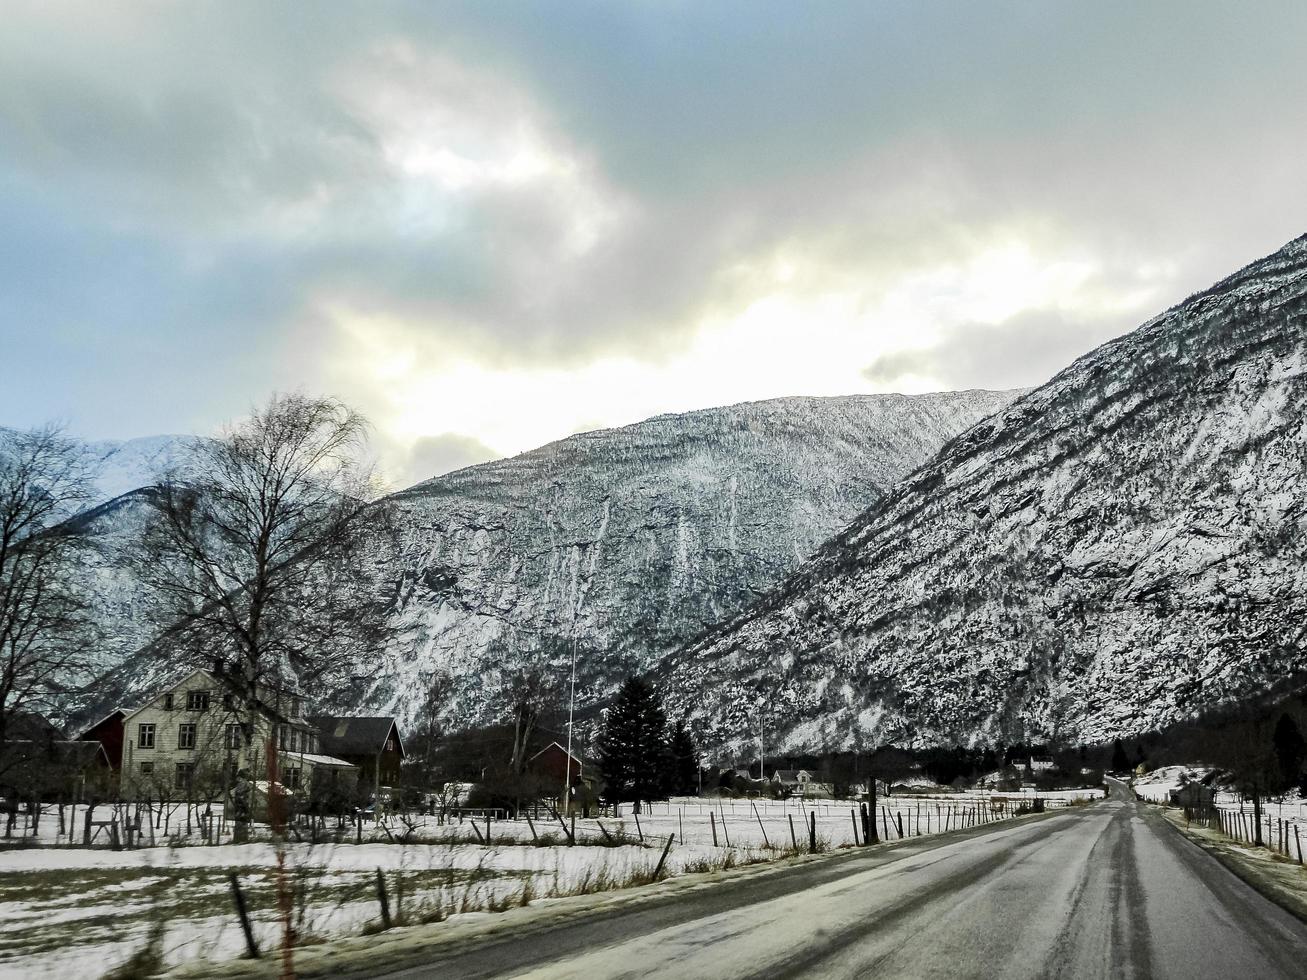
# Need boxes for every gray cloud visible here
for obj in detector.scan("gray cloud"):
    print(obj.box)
[862,309,1131,393]
[3,1,1307,453]
[399,432,500,488]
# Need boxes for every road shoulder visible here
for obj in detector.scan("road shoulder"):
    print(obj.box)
[1157,807,1307,924]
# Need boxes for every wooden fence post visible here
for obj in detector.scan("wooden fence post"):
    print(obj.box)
[850,808,860,846]
[375,869,392,930]
[654,834,675,879]
[788,813,798,850]
[752,802,770,848]
[710,812,719,847]
[809,812,817,853]
[229,873,260,959]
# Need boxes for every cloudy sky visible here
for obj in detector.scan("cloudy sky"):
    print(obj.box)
[3,2,1305,487]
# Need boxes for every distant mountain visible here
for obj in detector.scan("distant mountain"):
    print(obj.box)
[345,390,1020,732]
[80,435,191,508]
[69,390,1022,728]
[659,235,1307,755]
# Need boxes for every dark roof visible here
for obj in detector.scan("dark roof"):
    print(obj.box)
[77,709,127,739]
[308,716,404,758]
[2,739,109,770]
[530,742,581,765]
[9,712,63,742]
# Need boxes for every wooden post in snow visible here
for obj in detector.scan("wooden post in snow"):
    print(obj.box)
[229,873,260,959]
[752,802,770,848]
[375,869,393,930]
[710,811,719,847]
[654,834,675,879]
[809,811,817,853]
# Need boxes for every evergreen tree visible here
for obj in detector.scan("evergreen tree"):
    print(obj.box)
[1111,740,1129,773]
[597,677,671,804]
[1272,713,1305,793]
[669,718,699,795]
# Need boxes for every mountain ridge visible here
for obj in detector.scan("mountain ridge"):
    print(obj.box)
[659,233,1307,755]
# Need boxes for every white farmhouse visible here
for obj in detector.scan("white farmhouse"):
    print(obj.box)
[120,668,357,803]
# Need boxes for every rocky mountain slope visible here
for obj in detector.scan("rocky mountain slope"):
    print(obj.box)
[349,390,1019,730]
[62,391,1017,725]
[660,235,1307,754]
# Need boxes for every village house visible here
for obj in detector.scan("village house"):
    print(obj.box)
[1,712,113,801]
[527,741,601,808]
[120,668,358,802]
[306,715,406,802]
[772,769,835,799]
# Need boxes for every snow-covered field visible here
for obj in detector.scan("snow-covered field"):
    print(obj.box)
[1134,765,1307,860]
[0,789,1099,977]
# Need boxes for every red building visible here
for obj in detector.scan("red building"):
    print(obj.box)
[77,708,126,772]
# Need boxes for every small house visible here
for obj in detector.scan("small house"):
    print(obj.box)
[307,715,404,800]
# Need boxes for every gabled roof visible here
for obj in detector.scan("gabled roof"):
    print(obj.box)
[77,708,128,739]
[122,668,221,723]
[307,716,404,758]
[530,742,581,766]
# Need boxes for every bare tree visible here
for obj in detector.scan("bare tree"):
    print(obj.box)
[0,425,99,781]
[136,394,392,975]
[138,394,391,773]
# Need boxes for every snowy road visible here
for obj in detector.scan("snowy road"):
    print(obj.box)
[373,781,1307,979]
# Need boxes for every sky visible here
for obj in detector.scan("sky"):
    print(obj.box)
[3,2,1306,489]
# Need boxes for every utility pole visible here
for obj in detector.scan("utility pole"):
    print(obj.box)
[563,632,578,814]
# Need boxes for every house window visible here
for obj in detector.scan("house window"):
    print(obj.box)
[292,696,301,718]
[286,767,302,790]
[178,723,196,750]
[222,693,234,711]
[138,723,156,749]
[288,729,298,753]
[175,762,194,791]
[278,725,288,750]
[225,724,242,750]
[139,762,154,776]
[163,692,174,710]
[187,691,210,712]
[386,738,396,752]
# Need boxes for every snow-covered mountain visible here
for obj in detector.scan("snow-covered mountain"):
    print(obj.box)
[660,235,1307,755]
[346,391,1020,730]
[63,391,1019,725]
[0,432,192,680]
[80,435,192,508]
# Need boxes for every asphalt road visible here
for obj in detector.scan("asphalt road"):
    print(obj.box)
[377,781,1307,979]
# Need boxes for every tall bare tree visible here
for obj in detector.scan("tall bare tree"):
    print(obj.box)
[0,425,99,776]
[139,394,390,770]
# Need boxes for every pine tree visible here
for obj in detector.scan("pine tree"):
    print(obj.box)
[598,677,671,804]
[1111,740,1129,773]
[1272,713,1305,793]
[669,718,699,795]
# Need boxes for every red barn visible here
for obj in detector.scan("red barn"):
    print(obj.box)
[77,708,127,772]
